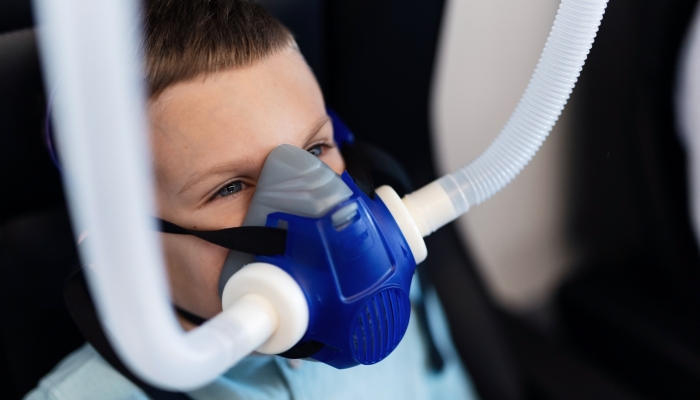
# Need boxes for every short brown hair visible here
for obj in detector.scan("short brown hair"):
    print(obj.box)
[143,0,295,98]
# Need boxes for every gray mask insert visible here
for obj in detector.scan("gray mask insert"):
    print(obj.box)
[217,144,353,296]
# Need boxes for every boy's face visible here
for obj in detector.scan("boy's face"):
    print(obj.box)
[148,48,345,321]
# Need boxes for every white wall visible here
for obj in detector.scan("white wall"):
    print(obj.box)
[431,0,579,311]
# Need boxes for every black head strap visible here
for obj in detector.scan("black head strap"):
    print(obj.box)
[156,218,286,256]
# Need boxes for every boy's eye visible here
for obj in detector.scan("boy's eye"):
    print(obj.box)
[307,144,324,157]
[217,181,244,198]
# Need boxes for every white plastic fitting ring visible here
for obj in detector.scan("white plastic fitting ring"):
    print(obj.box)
[221,263,309,354]
[375,185,428,263]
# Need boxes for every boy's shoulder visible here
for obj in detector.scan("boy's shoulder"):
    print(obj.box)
[24,344,148,400]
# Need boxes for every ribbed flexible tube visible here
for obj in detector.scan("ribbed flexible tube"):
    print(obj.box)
[404,0,609,237]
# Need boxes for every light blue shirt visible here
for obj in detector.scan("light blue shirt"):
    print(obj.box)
[26,287,478,400]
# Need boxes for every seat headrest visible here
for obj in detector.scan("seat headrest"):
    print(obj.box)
[0,29,65,225]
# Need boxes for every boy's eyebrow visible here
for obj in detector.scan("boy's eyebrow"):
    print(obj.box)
[302,115,331,144]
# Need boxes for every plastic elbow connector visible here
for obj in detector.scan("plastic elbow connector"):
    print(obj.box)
[375,186,429,263]
[402,181,458,237]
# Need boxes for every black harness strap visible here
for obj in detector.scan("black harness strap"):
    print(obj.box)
[175,306,207,326]
[156,218,287,256]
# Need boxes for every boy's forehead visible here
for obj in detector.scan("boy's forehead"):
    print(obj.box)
[147,50,326,184]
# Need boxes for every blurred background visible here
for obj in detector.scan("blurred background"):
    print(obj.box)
[433,0,576,312]
[1,0,700,398]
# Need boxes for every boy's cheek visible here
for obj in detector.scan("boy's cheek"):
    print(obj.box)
[161,233,229,319]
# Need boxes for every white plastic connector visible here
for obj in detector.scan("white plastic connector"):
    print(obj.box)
[221,263,309,354]
[199,293,277,364]
[375,186,428,263]
[402,181,458,238]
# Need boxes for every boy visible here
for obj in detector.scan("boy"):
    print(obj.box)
[27,1,475,398]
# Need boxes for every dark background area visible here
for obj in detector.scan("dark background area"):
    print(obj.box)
[1,0,699,398]
[0,0,33,33]
[560,0,700,398]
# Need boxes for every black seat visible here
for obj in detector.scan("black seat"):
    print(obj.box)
[0,26,83,398]
[558,0,700,398]
[0,1,33,34]
[0,209,82,399]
